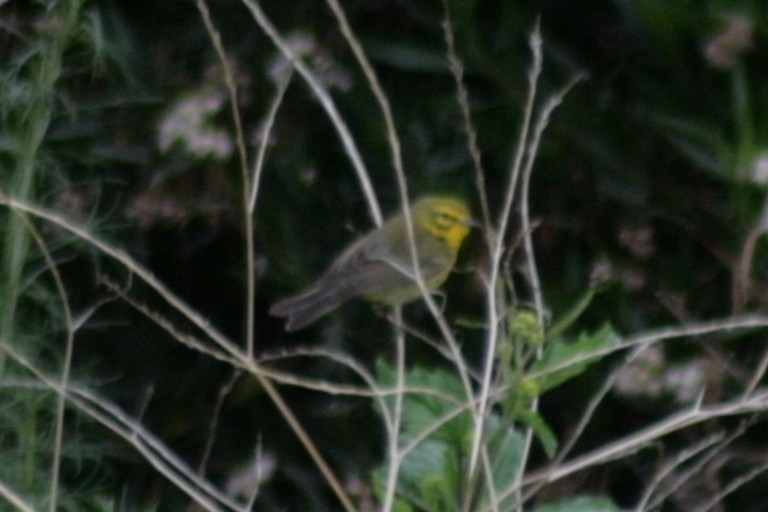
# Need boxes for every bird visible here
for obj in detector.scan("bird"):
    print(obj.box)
[270,195,473,331]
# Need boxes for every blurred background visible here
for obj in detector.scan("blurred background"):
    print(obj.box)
[2,0,768,510]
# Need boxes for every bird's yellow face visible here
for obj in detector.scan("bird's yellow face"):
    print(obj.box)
[413,197,472,251]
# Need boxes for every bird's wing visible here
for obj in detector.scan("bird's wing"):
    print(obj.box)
[319,230,449,299]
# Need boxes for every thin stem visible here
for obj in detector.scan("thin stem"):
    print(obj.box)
[240,0,382,225]
[11,210,75,512]
[1,0,83,371]
[523,391,768,492]
[249,70,292,213]
[441,1,492,233]
[0,194,357,512]
[0,341,240,512]
[197,0,257,359]
[512,72,585,510]
[470,19,544,481]
[0,480,35,512]
[692,456,768,512]
[381,308,406,512]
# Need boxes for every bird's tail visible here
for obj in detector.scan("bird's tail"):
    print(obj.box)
[269,284,347,332]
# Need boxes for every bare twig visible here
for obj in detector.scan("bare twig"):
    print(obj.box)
[7,207,76,511]
[470,19,544,484]
[643,423,749,511]
[197,0,258,359]
[0,194,357,512]
[0,340,242,512]
[240,0,382,226]
[522,390,768,492]
[0,480,35,512]
[441,1,492,232]
[692,454,768,512]
[198,370,243,476]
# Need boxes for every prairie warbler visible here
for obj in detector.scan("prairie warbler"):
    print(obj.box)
[270,196,473,331]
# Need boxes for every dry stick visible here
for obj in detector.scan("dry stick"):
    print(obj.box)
[10,211,75,512]
[118,289,397,408]
[245,438,266,509]
[0,341,241,512]
[321,2,480,509]
[103,279,240,366]
[116,279,405,411]
[526,314,768,382]
[198,370,243,476]
[257,348,472,420]
[383,307,407,512]
[643,423,749,511]
[0,197,243,356]
[380,309,484,382]
[634,431,726,512]
[733,189,768,311]
[0,195,357,512]
[240,0,382,226]
[524,390,768,491]
[742,337,768,400]
[510,72,586,512]
[323,0,477,391]
[470,20,544,483]
[484,383,768,511]
[113,288,362,510]
[0,481,35,512]
[438,25,504,505]
[440,4,492,232]
[249,67,292,213]
[692,456,768,512]
[439,51,502,507]
[520,72,585,326]
[197,0,256,360]
[500,316,768,505]
[228,12,395,502]
[259,347,382,394]
[479,391,768,512]
[492,47,585,512]
[520,316,766,505]
[521,341,654,505]
[257,347,391,408]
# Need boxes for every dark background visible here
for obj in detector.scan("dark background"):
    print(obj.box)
[3,0,768,510]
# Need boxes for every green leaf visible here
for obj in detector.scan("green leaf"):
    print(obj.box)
[485,418,524,510]
[374,362,470,511]
[375,360,470,443]
[397,437,455,511]
[546,288,596,340]
[514,408,558,459]
[532,495,619,512]
[530,324,620,392]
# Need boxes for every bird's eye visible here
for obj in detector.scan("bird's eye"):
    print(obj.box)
[434,211,458,227]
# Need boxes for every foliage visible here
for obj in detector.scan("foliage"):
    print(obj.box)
[374,362,525,511]
[2,0,768,511]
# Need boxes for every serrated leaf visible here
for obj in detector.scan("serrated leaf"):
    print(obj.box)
[530,324,620,392]
[514,408,558,458]
[485,418,524,511]
[376,360,470,443]
[397,436,455,511]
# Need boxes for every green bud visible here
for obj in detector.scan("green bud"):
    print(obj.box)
[510,309,544,346]
[519,378,541,399]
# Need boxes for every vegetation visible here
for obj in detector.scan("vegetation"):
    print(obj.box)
[2,1,768,511]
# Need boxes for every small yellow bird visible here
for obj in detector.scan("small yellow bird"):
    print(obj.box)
[270,196,473,331]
